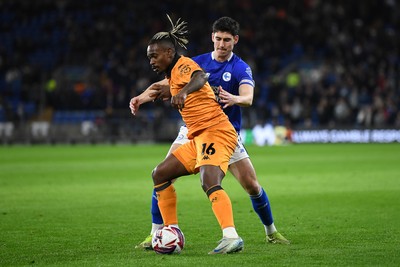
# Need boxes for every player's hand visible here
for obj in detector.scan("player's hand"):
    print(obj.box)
[149,83,171,101]
[129,97,140,115]
[219,86,236,109]
[171,92,187,110]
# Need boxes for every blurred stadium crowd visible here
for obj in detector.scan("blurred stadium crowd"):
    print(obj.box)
[0,0,399,142]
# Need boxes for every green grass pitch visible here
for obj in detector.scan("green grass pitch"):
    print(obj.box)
[1,143,399,266]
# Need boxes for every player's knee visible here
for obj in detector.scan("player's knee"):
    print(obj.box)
[241,176,260,195]
[151,167,157,181]
[200,178,210,192]
[152,164,175,185]
[246,185,261,196]
[152,166,163,184]
[201,183,209,193]
[201,180,222,193]
[200,176,222,193]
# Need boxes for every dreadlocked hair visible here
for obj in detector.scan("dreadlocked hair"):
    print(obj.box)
[151,14,189,49]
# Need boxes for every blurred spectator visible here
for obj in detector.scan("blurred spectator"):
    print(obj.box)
[334,97,351,124]
[0,0,399,131]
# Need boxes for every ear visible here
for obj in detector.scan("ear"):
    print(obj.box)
[166,47,174,58]
[234,35,239,44]
[211,32,215,42]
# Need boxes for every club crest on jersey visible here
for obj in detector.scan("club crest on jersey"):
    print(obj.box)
[178,64,191,76]
[222,72,231,82]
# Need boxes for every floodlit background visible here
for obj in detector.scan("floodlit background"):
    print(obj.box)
[0,0,399,144]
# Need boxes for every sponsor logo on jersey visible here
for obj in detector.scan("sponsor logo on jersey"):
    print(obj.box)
[202,155,210,160]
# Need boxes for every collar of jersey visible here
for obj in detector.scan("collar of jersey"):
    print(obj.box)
[165,54,181,78]
[211,51,234,62]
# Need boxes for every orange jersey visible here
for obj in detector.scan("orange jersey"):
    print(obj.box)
[168,56,229,139]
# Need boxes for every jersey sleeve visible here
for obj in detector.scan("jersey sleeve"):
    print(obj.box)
[174,57,202,87]
[234,60,255,88]
[170,56,204,96]
[178,57,203,81]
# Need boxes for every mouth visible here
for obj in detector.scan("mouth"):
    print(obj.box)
[151,65,159,72]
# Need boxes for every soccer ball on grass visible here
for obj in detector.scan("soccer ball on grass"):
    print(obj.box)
[152,226,185,254]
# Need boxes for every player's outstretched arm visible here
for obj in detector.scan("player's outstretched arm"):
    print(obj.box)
[149,79,171,101]
[129,79,171,115]
[129,96,142,116]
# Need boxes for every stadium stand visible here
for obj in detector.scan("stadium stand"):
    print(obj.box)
[0,0,399,143]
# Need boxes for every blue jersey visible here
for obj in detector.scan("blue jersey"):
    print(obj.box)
[192,52,254,132]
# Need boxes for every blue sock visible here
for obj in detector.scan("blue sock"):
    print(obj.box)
[250,187,274,226]
[151,189,163,224]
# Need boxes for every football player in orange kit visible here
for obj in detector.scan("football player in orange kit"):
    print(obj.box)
[130,15,243,254]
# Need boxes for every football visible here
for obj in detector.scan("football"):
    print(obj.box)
[152,226,185,254]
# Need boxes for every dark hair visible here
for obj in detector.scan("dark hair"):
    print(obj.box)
[149,14,189,49]
[212,17,240,36]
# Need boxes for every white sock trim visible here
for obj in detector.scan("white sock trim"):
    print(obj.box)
[265,223,277,235]
[223,227,239,238]
[150,223,163,235]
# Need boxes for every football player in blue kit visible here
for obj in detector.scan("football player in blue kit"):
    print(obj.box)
[130,16,290,249]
